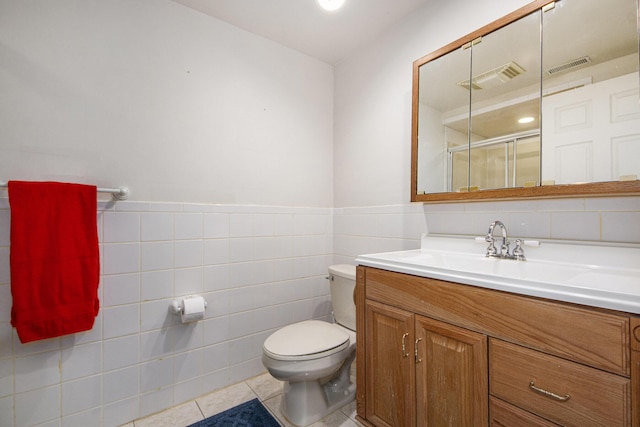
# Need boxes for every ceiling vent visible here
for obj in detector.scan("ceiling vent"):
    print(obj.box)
[546,56,591,75]
[458,62,526,90]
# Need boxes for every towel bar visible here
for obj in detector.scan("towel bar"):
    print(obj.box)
[0,182,129,200]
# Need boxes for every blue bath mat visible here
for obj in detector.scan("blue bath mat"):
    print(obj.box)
[188,398,281,427]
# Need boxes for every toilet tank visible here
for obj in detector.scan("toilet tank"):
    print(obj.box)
[328,264,357,331]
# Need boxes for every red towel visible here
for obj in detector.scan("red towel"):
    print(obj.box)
[9,181,100,343]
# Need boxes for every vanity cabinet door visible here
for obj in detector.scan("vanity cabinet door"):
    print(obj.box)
[415,316,488,427]
[365,300,416,427]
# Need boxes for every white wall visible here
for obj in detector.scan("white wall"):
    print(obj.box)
[334,0,533,207]
[0,2,335,426]
[0,0,334,207]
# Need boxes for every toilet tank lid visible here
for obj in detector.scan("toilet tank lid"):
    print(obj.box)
[329,264,356,280]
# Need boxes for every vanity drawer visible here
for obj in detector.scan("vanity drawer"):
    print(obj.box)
[489,338,631,426]
[490,396,559,426]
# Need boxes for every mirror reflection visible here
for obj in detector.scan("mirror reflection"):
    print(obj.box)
[468,9,541,192]
[541,0,640,185]
[416,45,471,193]
[413,0,639,199]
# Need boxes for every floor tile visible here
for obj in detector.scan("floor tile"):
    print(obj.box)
[195,381,257,418]
[129,371,361,427]
[310,409,359,427]
[339,400,358,421]
[246,373,283,401]
[133,401,203,427]
[263,394,292,427]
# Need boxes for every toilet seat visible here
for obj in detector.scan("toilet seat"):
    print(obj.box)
[263,320,349,361]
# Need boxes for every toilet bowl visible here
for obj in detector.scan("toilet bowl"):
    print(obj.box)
[262,264,357,427]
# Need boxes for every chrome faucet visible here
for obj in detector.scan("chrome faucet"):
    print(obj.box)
[485,220,526,260]
[486,220,509,257]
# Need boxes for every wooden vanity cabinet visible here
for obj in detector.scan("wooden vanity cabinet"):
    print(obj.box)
[416,315,488,426]
[364,300,487,427]
[355,266,640,427]
[363,300,415,427]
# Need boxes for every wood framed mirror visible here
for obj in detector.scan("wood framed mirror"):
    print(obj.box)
[411,0,640,202]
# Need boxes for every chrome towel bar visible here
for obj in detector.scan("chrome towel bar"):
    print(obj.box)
[0,182,129,200]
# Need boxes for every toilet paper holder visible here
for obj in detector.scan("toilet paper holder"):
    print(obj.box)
[169,295,208,315]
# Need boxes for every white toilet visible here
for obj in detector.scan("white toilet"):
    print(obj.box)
[262,264,357,427]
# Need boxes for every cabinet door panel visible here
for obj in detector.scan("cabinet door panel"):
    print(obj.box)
[365,300,415,427]
[416,316,488,427]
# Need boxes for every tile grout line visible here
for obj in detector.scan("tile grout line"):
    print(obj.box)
[193,398,206,421]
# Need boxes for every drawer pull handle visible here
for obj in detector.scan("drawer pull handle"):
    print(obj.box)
[415,338,423,363]
[529,381,571,402]
[401,333,409,358]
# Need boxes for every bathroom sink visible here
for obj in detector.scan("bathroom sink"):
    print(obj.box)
[356,234,640,314]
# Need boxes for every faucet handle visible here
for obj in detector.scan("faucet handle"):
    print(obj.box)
[485,234,497,257]
[512,239,526,261]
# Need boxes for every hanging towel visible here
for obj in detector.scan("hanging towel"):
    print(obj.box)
[8,181,100,343]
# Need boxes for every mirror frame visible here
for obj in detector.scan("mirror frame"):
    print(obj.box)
[410,0,640,202]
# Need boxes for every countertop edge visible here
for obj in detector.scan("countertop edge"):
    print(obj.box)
[356,256,640,315]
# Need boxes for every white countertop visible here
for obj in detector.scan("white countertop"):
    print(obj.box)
[356,235,640,314]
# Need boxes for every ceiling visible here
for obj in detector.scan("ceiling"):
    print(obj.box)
[171,0,430,64]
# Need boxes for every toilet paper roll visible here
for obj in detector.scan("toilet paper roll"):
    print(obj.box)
[181,295,206,323]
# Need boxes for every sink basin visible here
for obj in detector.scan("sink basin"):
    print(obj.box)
[355,234,640,314]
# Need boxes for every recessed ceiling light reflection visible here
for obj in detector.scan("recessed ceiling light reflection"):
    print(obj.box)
[317,0,346,11]
[518,116,535,124]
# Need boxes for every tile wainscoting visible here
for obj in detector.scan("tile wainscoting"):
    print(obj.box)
[0,199,333,427]
[0,194,638,426]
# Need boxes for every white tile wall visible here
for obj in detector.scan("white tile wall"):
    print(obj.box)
[333,197,640,263]
[333,203,428,264]
[0,199,333,427]
[1,195,639,426]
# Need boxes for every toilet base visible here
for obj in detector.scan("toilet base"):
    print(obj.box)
[281,352,356,427]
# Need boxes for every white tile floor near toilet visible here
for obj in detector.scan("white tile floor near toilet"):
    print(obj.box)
[123,371,362,427]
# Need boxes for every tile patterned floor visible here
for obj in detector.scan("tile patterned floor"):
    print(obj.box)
[123,372,362,427]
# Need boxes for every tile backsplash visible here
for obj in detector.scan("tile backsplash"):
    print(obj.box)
[1,195,639,426]
[332,196,640,263]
